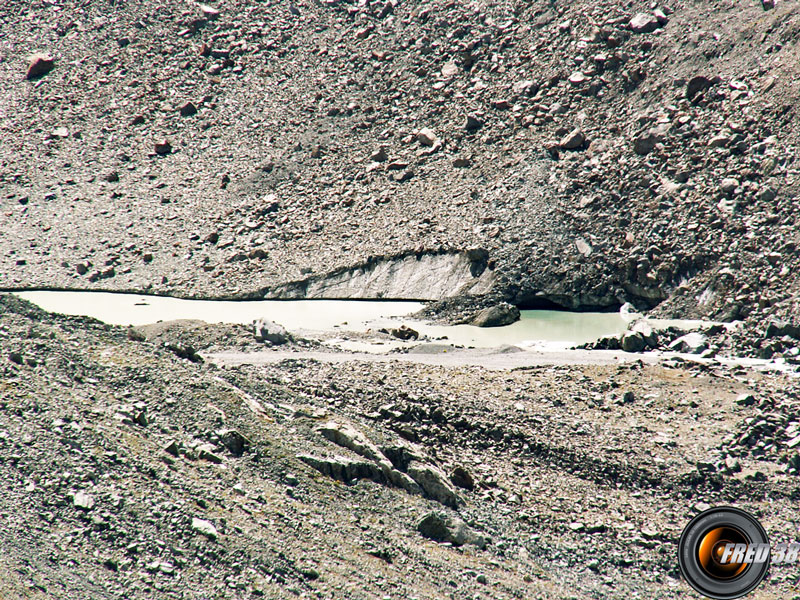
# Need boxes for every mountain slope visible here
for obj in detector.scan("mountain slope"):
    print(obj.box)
[1,0,799,333]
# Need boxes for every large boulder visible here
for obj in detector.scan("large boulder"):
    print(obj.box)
[297,454,380,483]
[416,128,438,146]
[630,319,657,347]
[470,303,520,328]
[765,320,800,340]
[669,332,708,354]
[216,428,251,457]
[317,420,385,463]
[406,461,460,508]
[449,466,475,490]
[629,13,660,34]
[559,128,585,150]
[417,512,489,549]
[621,331,646,353]
[253,318,289,344]
[686,76,714,101]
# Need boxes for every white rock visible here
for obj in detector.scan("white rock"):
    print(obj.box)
[512,79,535,95]
[192,517,218,538]
[669,332,708,354]
[253,319,288,344]
[575,238,592,257]
[416,128,438,146]
[441,61,459,78]
[631,319,656,347]
[73,491,95,510]
[720,177,739,194]
[198,3,220,18]
[629,13,660,34]
[568,71,586,86]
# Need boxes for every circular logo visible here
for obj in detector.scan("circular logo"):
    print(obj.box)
[678,507,770,599]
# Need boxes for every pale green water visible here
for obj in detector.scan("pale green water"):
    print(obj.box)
[393,311,629,347]
[13,290,633,348]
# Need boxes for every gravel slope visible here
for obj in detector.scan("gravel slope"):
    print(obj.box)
[3,295,800,599]
[2,0,799,332]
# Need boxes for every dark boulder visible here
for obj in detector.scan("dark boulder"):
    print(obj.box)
[470,303,520,328]
[389,325,419,340]
[765,320,800,340]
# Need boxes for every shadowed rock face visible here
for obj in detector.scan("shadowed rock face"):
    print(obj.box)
[262,251,494,301]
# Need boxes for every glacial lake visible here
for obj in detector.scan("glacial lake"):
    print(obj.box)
[13,290,635,348]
